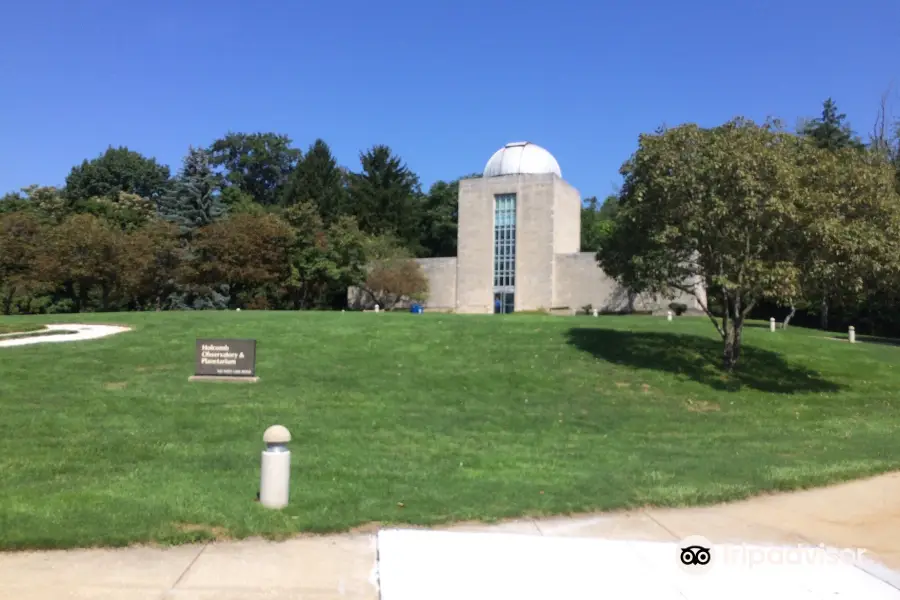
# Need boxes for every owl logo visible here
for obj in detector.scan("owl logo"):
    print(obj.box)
[680,545,711,566]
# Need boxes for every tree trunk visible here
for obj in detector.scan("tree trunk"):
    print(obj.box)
[819,298,829,330]
[722,317,744,371]
[783,299,796,329]
[65,282,78,312]
[720,287,744,371]
[76,282,89,313]
[2,285,16,315]
[80,285,90,313]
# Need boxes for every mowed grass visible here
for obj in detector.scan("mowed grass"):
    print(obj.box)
[0,323,44,335]
[0,311,897,550]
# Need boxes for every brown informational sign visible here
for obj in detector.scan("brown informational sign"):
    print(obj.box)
[194,339,257,378]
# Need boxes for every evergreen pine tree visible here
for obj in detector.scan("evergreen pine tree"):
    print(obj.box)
[281,139,347,223]
[800,98,865,151]
[158,147,230,310]
[347,145,425,253]
[159,147,226,234]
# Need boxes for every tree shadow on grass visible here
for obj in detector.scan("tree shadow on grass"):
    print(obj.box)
[744,322,775,329]
[565,328,842,394]
[856,335,900,348]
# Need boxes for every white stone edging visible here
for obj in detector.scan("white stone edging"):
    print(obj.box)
[0,324,132,348]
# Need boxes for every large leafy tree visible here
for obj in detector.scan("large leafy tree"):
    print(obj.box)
[118,220,183,310]
[0,211,44,314]
[159,147,226,234]
[0,191,31,215]
[598,117,900,371]
[420,179,459,257]
[40,213,125,312]
[65,146,171,203]
[888,124,900,192]
[190,213,295,309]
[871,91,900,192]
[280,201,368,309]
[6,184,152,234]
[5,186,71,224]
[794,145,900,328]
[209,133,300,207]
[581,195,618,252]
[346,145,425,252]
[281,201,331,308]
[281,139,347,221]
[82,192,157,232]
[799,98,866,328]
[358,235,428,310]
[323,216,369,297]
[419,173,482,258]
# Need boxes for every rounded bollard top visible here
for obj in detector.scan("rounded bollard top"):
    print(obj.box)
[849,326,855,330]
[263,425,291,444]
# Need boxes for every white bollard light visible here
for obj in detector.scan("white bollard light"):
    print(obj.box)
[667,310,673,322]
[592,308,598,317]
[770,317,776,332]
[848,326,856,344]
[260,425,291,509]
[236,308,241,312]
[374,304,380,313]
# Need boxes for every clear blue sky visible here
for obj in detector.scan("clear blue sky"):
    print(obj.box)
[2,0,899,200]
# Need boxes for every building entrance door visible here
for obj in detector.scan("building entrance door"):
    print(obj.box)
[494,289,514,314]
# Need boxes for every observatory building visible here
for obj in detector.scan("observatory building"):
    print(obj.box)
[355,142,704,314]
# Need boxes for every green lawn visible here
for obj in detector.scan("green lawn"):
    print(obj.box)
[0,328,76,342]
[0,323,44,335]
[0,311,897,550]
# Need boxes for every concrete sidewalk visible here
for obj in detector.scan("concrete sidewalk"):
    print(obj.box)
[1,471,897,599]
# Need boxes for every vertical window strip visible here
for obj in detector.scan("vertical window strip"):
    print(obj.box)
[493,194,517,289]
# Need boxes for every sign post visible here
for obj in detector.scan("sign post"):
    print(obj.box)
[189,339,259,383]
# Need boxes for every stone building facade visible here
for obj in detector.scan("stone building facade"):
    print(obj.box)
[351,142,705,314]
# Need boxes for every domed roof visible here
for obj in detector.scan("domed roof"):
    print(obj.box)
[483,142,562,178]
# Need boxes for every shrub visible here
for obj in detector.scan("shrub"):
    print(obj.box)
[669,302,688,316]
[246,295,270,310]
[364,258,429,311]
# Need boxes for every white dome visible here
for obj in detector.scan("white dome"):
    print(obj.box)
[483,142,562,178]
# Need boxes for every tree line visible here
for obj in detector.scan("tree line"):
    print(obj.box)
[0,136,462,314]
[2,94,900,365]
[594,97,900,369]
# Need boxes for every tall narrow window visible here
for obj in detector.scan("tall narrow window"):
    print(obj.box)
[493,194,516,314]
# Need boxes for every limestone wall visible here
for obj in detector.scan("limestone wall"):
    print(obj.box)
[552,178,581,256]
[456,177,495,313]
[416,257,457,310]
[513,176,555,312]
[347,257,457,311]
[553,252,704,314]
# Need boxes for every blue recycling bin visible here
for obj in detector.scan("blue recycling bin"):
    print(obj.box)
[410,303,423,314]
